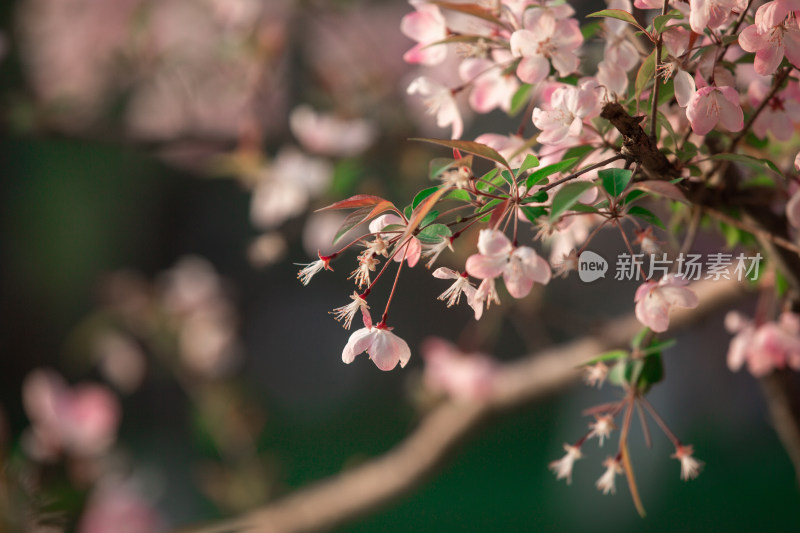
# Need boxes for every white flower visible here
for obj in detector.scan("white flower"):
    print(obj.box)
[634,274,699,333]
[407,76,463,139]
[330,292,370,330]
[548,443,582,484]
[342,325,412,371]
[433,268,477,309]
[583,361,609,388]
[596,457,623,495]
[672,444,703,481]
[296,253,333,285]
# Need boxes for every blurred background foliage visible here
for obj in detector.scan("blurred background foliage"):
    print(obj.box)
[0,0,797,531]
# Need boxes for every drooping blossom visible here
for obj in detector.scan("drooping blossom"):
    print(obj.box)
[532,81,601,145]
[407,76,463,139]
[400,0,448,65]
[509,10,583,85]
[422,236,454,268]
[549,444,582,484]
[671,444,703,481]
[588,414,616,447]
[466,229,551,299]
[342,323,412,371]
[739,0,800,76]
[602,0,639,72]
[685,86,743,136]
[331,292,370,330]
[250,147,333,229]
[596,457,622,495]
[725,311,800,377]
[471,278,501,320]
[432,268,480,315]
[634,274,699,333]
[289,105,377,157]
[421,337,496,401]
[583,361,609,388]
[22,369,121,461]
[296,252,334,285]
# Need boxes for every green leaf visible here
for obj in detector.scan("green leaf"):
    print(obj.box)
[637,352,664,392]
[587,9,647,33]
[639,338,676,356]
[416,223,452,244]
[707,153,782,177]
[635,49,657,103]
[444,189,472,202]
[478,198,504,222]
[570,203,600,214]
[419,210,440,228]
[520,205,547,224]
[563,144,595,161]
[412,186,441,210]
[510,84,533,116]
[630,328,650,350]
[517,153,540,175]
[524,191,548,204]
[581,21,602,40]
[404,204,413,219]
[412,138,511,169]
[627,205,665,229]
[549,182,596,221]
[526,157,579,189]
[653,12,682,34]
[599,168,633,197]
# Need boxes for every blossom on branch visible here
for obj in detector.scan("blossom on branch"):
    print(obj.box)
[510,10,583,85]
[342,324,412,371]
[685,86,743,136]
[634,275,699,333]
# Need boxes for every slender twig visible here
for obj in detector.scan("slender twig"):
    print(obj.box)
[703,206,800,257]
[539,154,627,193]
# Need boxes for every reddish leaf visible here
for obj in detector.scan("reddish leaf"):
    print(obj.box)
[488,199,510,228]
[318,194,396,212]
[393,186,451,256]
[430,1,507,27]
[630,181,688,204]
[411,138,511,170]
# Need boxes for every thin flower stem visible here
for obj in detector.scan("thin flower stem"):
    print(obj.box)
[729,66,791,151]
[576,217,612,256]
[640,395,681,447]
[615,220,648,280]
[636,401,652,449]
[379,245,408,326]
[540,154,628,193]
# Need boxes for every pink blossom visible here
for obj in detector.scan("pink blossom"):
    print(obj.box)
[472,278,501,320]
[251,147,333,229]
[583,361,609,388]
[401,0,448,65]
[689,0,747,35]
[369,214,422,267]
[459,52,520,114]
[342,324,412,371]
[22,369,121,460]
[465,229,551,299]
[289,105,377,157]
[748,79,800,140]
[685,86,743,135]
[473,133,536,168]
[597,61,628,99]
[532,81,601,145]
[407,76,463,139]
[421,337,496,401]
[510,10,583,84]
[603,0,639,72]
[739,0,800,75]
[634,274,699,333]
[725,311,800,377]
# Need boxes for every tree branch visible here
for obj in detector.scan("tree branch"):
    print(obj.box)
[177,279,746,533]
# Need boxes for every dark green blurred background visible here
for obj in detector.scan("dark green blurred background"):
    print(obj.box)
[1,1,798,531]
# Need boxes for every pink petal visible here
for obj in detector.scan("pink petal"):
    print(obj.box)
[476,229,512,256]
[754,43,785,76]
[659,285,699,309]
[674,70,696,108]
[432,267,459,279]
[369,329,411,371]
[686,87,719,135]
[717,87,744,132]
[635,292,670,332]
[466,253,507,280]
[738,24,768,53]
[516,55,550,85]
[342,328,375,364]
[783,29,800,69]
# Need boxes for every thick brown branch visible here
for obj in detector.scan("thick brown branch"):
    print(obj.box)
[600,102,679,179]
[178,279,745,533]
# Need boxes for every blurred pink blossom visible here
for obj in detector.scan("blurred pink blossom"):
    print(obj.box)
[420,337,496,401]
[725,311,800,377]
[22,369,121,461]
[289,105,377,157]
[79,479,165,533]
[401,0,448,65]
[634,274,698,333]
